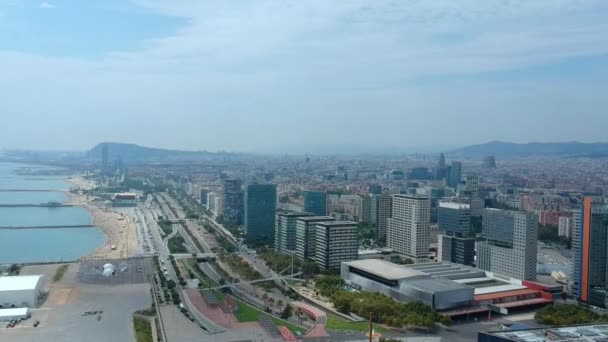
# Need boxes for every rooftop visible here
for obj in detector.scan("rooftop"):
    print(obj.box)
[439,201,470,210]
[316,221,357,227]
[0,308,29,318]
[296,216,335,222]
[482,323,608,341]
[406,277,473,293]
[0,275,42,292]
[343,259,429,281]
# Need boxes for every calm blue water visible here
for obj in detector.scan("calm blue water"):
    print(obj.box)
[0,162,104,263]
[0,207,92,227]
[0,191,67,204]
[0,228,105,263]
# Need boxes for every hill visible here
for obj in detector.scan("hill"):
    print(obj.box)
[88,142,233,163]
[450,141,608,158]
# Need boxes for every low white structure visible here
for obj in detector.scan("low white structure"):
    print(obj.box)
[0,275,43,308]
[0,308,30,321]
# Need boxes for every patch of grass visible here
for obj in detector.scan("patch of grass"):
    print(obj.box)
[326,315,388,333]
[52,264,69,283]
[133,316,153,342]
[235,300,261,322]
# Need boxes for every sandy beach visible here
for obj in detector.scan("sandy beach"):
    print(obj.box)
[64,175,139,260]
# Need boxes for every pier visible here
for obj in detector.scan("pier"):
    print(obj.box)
[0,224,95,230]
[0,204,74,208]
[0,189,62,192]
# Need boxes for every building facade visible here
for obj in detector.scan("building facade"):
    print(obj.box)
[244,184,277,240]
[376,194,392,242]
[387,194,431,263]
[304,191,327,216]
[447,161,462,188]
[558,216,572,238]
[274,211,312,254]
[572,198,608,307]
[222,179,244,225]
[477,209,538,280]
[314,221,358,270]
[295,216,335,261]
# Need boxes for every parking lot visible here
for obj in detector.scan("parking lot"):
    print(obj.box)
[0,262,152,342]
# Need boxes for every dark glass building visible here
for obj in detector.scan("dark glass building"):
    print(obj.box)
[304,191,327,216]
[244,183,277,240]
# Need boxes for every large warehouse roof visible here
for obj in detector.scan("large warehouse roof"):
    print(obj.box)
[0,308,29,318]
[406,277,473,293]
[343,259,428,281]
[0,275,42,292]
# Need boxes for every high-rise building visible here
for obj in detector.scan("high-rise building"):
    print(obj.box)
[477,209,537,280]
[304,191,327,216]
[558,216,572,238]
[376,194,392,242]
[438,202,471,236]
[361,194,373,224]
[572,199,608,307]
[314,221,358,270]
[244,184,277,240]
[274,211,313,254]
[295,216,335,261]
[447,161,462,188]
[483,155,497,168]
[387,194,431,263]
[437,201,474,265]
[222,179,244,225]
[200,188,209,206]
[436,153,446,180]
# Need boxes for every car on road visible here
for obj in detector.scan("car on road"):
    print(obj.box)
[33,320,40,327]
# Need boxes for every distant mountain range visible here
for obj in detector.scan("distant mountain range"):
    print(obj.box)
[449,141,608,158]
[88,142,234,163]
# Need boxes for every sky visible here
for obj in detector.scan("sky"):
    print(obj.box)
[1,0,608,153]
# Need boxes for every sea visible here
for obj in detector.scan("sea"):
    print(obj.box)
[0,162,105,264]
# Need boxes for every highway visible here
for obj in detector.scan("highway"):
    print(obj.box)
[141,195,224,334]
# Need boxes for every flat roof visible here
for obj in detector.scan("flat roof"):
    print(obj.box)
[482,323,608,341]
[474,288,538,301]
[296,216,335,222]
[0,308,29,317]
[343,259,429,281]
[0,275,42,292]
[316,221,357,227]
[439,202,470,210]
[405,277,473,293]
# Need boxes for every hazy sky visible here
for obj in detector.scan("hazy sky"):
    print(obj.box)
[1,0,608,152]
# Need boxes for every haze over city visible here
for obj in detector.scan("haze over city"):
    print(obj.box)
[1,0,608,152]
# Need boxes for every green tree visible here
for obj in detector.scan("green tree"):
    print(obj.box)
[281,305,293,319]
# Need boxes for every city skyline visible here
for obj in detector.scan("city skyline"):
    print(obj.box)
[1,1,607,151]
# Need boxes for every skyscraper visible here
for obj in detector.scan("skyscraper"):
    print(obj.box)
[447,161,462,188]
[437,202,474,266]
[274,211,312,254]
[376,194,392,242]
[304,191,327,216]
[387,194,431,263]
[436,153,446,179]
[477,208,537,280]
[244,184,277,240]
[314,221,358,270]
[572,198,608,307]
[361,194,373,224]
[295,216,335,261]
[222,179,244,225]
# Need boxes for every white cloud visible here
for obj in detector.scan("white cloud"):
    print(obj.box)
[39,2,55,9]
[1,0,608,150]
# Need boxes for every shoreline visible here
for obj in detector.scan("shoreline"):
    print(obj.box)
[64,175,139,260]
